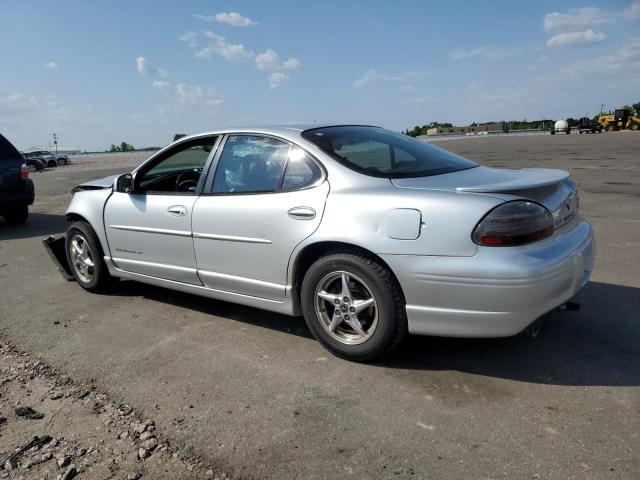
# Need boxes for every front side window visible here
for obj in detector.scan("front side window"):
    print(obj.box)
[136,137,216,193]
[302,126,477,178]
[213,135,290,193]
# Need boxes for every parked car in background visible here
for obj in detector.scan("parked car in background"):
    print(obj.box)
[578,117,604,134]
[51,124,594,361]
[23,150,58,168]
[21,153,46,172]
[53,152,71,165]
[1,134,34,224]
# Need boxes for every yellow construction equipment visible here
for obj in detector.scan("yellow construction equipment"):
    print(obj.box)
[598,108,640,131]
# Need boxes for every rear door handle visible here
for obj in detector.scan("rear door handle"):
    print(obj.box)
[167,205,187,217]
[288,207,316,220]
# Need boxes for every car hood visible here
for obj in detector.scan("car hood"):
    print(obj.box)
[72,174,118,192]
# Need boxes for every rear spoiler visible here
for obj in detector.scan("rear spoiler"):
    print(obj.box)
[456,168,569,193]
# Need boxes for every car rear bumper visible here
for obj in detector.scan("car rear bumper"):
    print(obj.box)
[0,179,35,208]
[380,217,595,337]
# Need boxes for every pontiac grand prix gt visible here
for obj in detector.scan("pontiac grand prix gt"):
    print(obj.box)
[48,125,594,361]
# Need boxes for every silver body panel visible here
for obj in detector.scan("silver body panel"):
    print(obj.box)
[66,124,595,337]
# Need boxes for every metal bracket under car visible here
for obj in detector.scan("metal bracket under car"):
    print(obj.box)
[42,235,74,281]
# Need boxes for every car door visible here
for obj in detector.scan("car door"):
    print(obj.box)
[192,134,329,301]
[104,135,219,284]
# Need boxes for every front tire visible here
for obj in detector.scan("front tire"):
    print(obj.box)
[2,204,28,224]
[66,221,111,292]
[301,250,407,361]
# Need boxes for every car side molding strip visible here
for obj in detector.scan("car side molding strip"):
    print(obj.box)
[109,225,192,237]
[192,232,272,244]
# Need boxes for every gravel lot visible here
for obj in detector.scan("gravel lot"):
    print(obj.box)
[1,132,639,479]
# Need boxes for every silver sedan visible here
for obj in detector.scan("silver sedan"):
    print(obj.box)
[59,125,594,361]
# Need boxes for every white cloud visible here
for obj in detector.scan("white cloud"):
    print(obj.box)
[255,48,300,71]
[546,29,607,47]
[45,61,58,69]
[449,46,523,61]
[267,72,289,90]
[544,7,612,31]
[179,31,198,48]
[195,12,257,27]
[625,0,640,19]
[0,93,55,112]
[353,69,430,88]
[135,56,168,77]
[195,31,254,62]
[562,36,640,77]
[152,80,170,90]
[214,12,257,27]
[175,83,224,107]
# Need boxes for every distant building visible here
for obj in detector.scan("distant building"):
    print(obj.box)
[425,122,505,136]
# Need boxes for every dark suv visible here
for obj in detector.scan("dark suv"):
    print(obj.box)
[0,133,34,224]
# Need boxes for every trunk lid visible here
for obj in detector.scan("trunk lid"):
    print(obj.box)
[392,166,578,230]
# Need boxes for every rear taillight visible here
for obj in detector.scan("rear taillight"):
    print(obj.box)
[20,163,29,179]
[472,201,554,247]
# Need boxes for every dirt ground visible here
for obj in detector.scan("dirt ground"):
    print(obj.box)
[1,131,639,479]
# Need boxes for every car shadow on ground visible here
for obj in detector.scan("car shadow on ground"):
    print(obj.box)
[101,278,640,387]
[378,281,640,387]
[0,213,68,240]
[104,280,314,340]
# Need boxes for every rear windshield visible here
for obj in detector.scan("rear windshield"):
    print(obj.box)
[0,134,22,162]
[302,126,477,178]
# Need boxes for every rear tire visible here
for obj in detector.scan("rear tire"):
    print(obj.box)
[66,221,112,292]
[2,204,28,224]
[301,250,407,362]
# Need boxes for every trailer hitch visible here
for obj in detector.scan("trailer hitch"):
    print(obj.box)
[42,235,74,281]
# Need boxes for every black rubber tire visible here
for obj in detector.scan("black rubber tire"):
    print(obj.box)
[301,250,407,362]
[2,204,28,225]
[65,221,112,292]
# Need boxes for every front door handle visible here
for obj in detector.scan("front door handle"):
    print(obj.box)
[167,205,187,217]
[288,207,316,220]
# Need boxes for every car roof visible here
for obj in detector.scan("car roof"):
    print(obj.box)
[180,123,381,139]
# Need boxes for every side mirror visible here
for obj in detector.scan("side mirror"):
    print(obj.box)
[115,173,134,193]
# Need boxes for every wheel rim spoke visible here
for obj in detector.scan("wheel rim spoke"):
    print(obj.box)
[341,273,352,301]
[353,298,374,314]
[317,290,341,304]
[329,314,342,332]
[346,315,366,338]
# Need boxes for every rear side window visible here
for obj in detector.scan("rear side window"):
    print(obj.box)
[302,126,477,178]
[0,134,22,162]
[282,149,322,190]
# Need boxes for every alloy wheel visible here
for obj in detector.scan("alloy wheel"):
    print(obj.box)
[314,271,378,345]
[69,234,95,283]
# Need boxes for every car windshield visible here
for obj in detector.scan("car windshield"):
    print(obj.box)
[302,126,477,178]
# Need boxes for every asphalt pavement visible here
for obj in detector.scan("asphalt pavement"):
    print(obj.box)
[1,132,638,479]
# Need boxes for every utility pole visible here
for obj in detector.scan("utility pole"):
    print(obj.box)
[52,133,59,154]
[600,103,606,115]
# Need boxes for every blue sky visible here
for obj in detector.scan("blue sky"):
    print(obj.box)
[1,0,639,150]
